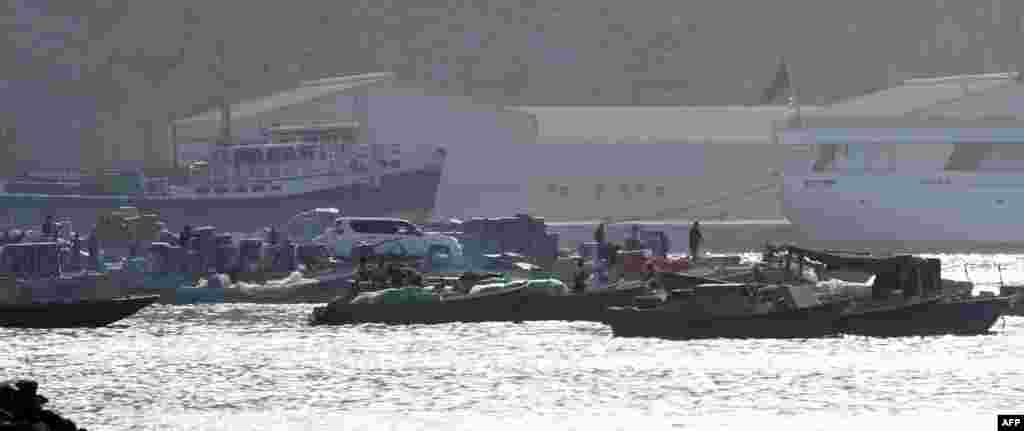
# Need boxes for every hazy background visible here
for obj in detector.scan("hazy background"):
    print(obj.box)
[3,0,1022,172]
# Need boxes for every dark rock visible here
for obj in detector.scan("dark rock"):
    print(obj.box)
[0,380,86,431]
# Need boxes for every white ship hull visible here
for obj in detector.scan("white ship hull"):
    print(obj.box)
[782,171,1024,246]
[435,141,815,223]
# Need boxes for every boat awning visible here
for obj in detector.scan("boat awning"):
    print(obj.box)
[784,246,919,273]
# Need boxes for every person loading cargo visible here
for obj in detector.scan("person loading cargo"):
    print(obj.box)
[572,258,587,294]
[625,224,643,250]
[689,221,704,263]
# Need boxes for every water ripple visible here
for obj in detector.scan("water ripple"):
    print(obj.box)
[1,253,1024,430]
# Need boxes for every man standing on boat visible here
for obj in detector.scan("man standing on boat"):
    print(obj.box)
[41,215,56,241]
[593,222,607,261]
[70,232,82,271]
[87,228,100,271]
[625,224,643,250]
[689,221,704,263]
[572,258,587,294]
[179,225,193,249]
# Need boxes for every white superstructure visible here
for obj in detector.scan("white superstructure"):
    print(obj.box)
[779,72,1024,247]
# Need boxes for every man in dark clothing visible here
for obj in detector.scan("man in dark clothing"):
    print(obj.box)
[625,224,643,250]
[267,226,279,245]
[593,222,606,245]
[70,233,82,270]
[572,258,587,294]
[41,216,56,240]
[353,256,371,292]
[179,225,193,248]
[689,221,704,263]
[87,229,100,271]
[594,222,611,263]
[644,261,663,295]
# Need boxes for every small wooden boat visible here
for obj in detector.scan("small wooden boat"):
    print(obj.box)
[309,282,529,325]
[0,295,159,328]
[600,283,846,340]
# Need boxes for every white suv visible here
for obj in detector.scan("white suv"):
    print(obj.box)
[318,217,462,263]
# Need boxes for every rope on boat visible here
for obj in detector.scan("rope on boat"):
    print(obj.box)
[601,181,780,225]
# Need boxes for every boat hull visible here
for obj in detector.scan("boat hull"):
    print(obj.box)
[836,295,1013,336]
[600,302,846,340]
[782,172,1024,251]
[517,283,649,322]
[0,167,442,234]
[309,286,529,325]
[119,268,355,305]
[0,295,159,328]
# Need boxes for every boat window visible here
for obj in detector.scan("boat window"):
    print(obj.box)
[559,186,569,197]
[547,184,557,193]
[251,184,266,192]
[635,184,645,193]
[270,184,282,191]
[214,186,228,194]
[235,148,264,164]
[960,143,1024,171]
[234,185,247,193]
[266,147,298,163]
[196,187,210,194]
[348,219,422,235]
[812,144,840,172]
[299,145,318,160]
[655,185,665,197]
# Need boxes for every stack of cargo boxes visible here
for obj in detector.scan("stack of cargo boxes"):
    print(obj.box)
[148,229,298,279]
[456,214,559,269]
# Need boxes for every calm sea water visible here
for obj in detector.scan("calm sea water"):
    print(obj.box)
[2,252,1024,431]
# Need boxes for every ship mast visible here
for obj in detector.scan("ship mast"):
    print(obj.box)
[214,39,232,147]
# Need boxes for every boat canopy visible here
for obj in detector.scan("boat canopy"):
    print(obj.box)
[781,245,942,299]
[783,245,918,273]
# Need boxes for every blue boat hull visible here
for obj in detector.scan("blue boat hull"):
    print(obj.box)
[0,167,442,233]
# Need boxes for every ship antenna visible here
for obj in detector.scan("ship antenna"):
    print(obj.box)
[214,39,232,147]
